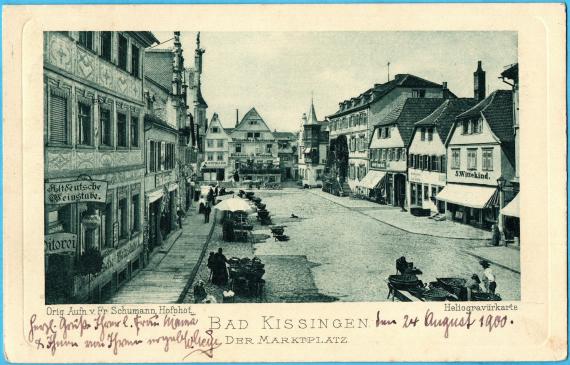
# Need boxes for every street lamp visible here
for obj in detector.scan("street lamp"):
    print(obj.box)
[496,176,506,245]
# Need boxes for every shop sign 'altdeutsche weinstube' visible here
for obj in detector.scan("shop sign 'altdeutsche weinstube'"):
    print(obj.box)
[44,180,108,204]
[44,233,77,254]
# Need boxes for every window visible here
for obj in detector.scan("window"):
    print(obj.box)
[467,148,477,170]
[247,132,254,139]
[48,92,69,145]
[78,102,92,145]
[451,149,460,169]
[412,89,426,98]
[401,148,406,161]
[217,153,224,161]
[254,132,260,138]
[130,116,139,147]
[462,120,469,134]
[207,139,214,148]
[131,193,140,232]
[100,31,112,61]
[427,127,433,141]
[100,107,112,146]
[78,31,94,50]
[131,44,140,77]
[381,149,386,161]
[396,148,401,161]
[149,141,156,172]
[423,185,429,200]
[207,153,214,161]
[431,155,438,171]
[386,127,391,138]
[118,197,128,239]
[473,119,483,134]
[440,155,446,173]
[159,141,165,170]
[411,184,417,205]
[266,144,272,153]
[211,127,220,133]
[421,128,426,141]
[482,148,494,171]
[235,144,242,153]
[217,140,224,148]
[118,34,128,71]
[117,112,127,147]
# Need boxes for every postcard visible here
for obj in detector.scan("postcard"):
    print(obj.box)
[3,3,567,362]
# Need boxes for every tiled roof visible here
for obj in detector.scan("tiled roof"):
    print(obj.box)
[376,98,446,146]
[144,113,178,134]
[328,74,453,118]
[144,50,173,91]
[273,131,297,140]
[415,98,478,143]
[456,90,514,143]
[224,128,234,134]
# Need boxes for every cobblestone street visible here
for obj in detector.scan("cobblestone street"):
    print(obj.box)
[185,188,520,303]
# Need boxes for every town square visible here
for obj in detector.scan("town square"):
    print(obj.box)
[43,31,520,304]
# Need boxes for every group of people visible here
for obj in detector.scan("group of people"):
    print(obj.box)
[461,260,497,300]
[203,185,229,223]
[192,247,229,303]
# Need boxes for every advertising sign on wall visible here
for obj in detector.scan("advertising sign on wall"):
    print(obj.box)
[44,233,77,254]
[45,180,108,204]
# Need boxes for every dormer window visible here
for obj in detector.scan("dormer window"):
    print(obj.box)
[412,89,426,98]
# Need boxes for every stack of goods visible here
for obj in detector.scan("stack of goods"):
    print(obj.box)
[228,257,266,297]
[270,225,289,241]
[257,209,272,225]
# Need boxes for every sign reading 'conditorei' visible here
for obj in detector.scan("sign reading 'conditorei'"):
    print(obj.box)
[44,180,108,204]
[44,233,77,254]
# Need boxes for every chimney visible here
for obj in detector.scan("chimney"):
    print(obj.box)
[235,109,239,127]
[474,61,486,101]
[442,81,451,99]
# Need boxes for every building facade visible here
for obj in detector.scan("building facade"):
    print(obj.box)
[202,113,232,182]
[327,74,452,193]
[369,98,446,207]
[298,101,328,186]
[228,108,280,183]
[407,98,477,213]
[274,131,298,181]
[44,31,158,304]
[437,90,515,229]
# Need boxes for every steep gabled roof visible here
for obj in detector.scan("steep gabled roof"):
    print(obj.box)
[273,131,297,140]
[375,98,446,146]
[144,49,173,91]
[235,107,273,133]
[327,74,454,118]
[306,100,319,125]
[456,90,514,143]
[415,98,478,143]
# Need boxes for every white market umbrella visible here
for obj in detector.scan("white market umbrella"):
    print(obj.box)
[214,197,255,213]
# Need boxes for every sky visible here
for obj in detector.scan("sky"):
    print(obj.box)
[153,31,517,132]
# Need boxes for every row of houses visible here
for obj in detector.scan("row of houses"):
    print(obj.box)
[299,61,520,240]
[44,31,210,304]
[201,109,298,184]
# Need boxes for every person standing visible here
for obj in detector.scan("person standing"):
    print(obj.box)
[491,224,501,246]
[177,205,184,228]
[212,248,229,286]
[204,203,211,223]
[480,260,497,294]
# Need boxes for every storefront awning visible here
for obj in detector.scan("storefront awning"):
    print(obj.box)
[147,189,163,203]
[436,184,498,209]
[501,194,519,218]
[358,170,386,189]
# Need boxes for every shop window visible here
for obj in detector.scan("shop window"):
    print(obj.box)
[117,34,128,71]
[207,139,214,148]
[101,199,113,249]
[78,31,94,51]
[130,116,139,147]
[410,184,417,205]
[467,148,478,170]
[117,197,128,240]
[217,140,224,148]
[117,112,127,147]
[451,149,461,169]
[131,193,140,233]
[100,107,112,147]
[131,44,140,78]
[100,31,112,61]
[48,91,69,145]
[78,102,92,146]
[482,148,493,171]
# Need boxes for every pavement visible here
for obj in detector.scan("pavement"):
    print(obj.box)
[107,206,215,304]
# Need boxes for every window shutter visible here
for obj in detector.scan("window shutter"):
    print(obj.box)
[49,94,67,144]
